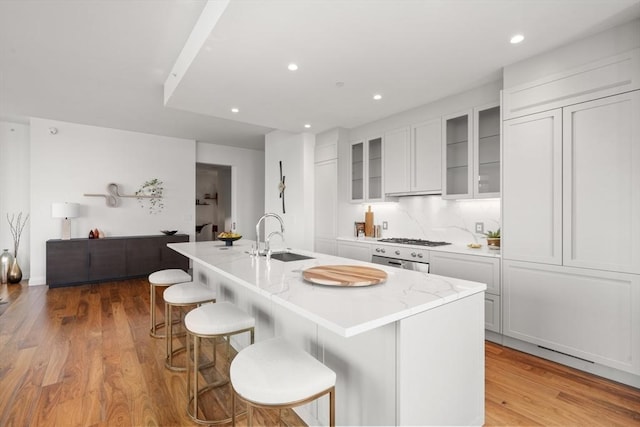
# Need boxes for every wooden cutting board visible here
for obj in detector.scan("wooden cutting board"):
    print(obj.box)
[302,265,387,287]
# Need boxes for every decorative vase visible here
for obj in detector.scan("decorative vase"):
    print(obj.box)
[0,249,14,285]
[8,257,22,284]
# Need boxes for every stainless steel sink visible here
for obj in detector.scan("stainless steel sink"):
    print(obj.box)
[269,252,314,262]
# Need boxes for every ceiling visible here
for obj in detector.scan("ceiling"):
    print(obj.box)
[1,0,639,151]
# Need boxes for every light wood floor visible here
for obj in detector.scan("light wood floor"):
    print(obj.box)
[0,279,639,426]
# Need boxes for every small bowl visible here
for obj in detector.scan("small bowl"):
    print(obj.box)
[161,230,178,235]
[218,235,242,246]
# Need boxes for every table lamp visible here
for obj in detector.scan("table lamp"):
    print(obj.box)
[52,202,80,240]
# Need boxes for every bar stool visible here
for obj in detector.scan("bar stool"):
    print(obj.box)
[230,337,336,426]
[163,281,217,371]
[184,301,255,425]
[148,269,191,338]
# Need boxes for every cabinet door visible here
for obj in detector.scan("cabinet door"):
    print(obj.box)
[46,240,88,287]
[474,103,500,197]
[502,109,562,265]
[411,119,441,193]
[315,159,338,240]
[367,137,383,200]
[350,141,365,202]
[484,294,501,333]
[442,110,472,199]
[563,91,640,274]
[160,235,189,270]
[126,237,161,276]
[503,260,640,375]
[384,127,410,194]
[88,239,126,281]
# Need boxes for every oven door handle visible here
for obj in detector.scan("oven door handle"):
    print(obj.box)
[388,260,403,267]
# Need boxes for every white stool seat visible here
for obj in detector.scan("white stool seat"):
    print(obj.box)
[185,301,255,424]
[149,268,191,285]
[185,301,255,336]
[148,269,191,338]
[163,281,217,372]
[231,337,336,405]
[164,281,217,304]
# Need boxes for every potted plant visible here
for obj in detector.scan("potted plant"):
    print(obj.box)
[135,178,164,214]
[485,228,500,250]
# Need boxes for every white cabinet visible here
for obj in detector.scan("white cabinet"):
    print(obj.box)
[315,145,338,255]
[337,240,371,262]
[443,103,500,199]
[443,110,472,199]
[503,260,640,375]
[502,109,563,265]
[562,92,640,274]
[503,91,640,274]
[384,119,441,195]
[429,251,501,333]
[350,137,384,202]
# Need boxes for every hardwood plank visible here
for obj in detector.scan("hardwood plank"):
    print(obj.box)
[1,279,639,426]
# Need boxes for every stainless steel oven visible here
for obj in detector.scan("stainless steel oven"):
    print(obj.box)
[370,243,431,273]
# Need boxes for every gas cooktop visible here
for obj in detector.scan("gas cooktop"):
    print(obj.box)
[377,238,451,247]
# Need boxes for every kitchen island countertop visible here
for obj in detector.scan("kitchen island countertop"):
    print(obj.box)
[168,240,486,337]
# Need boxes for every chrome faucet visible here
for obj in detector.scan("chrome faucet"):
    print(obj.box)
[255,213,285,256]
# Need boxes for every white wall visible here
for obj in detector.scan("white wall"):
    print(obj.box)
[196,142,264,237]
[264,130,315,251]
[30,118,196,285]
[337,81,502,244]
[0,121,31,277]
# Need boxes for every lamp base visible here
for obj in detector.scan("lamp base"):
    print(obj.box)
[61,218,71,240]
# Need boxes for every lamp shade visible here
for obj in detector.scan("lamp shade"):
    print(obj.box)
[51,202,80,219]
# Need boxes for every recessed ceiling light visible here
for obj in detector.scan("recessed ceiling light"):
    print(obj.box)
[373,94,382,101]
[304,124,311,129]
[510,34,525,44]
[288,63,299,71]
[231,108,239,113]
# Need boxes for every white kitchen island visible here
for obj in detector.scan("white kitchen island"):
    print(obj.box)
[168,240,486,426]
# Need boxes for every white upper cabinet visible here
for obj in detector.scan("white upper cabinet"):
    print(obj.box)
[443,110,473,199]
[503,91,640,274]
[350,136,385,202]
[562,91,640,274]
[502,109,563,265]
[473,104,501,198]
[384,118,441,195]
[443,104,500,199]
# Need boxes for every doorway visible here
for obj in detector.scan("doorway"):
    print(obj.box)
[195,163,232,240]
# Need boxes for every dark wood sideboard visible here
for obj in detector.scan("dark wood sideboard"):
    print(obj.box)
[46,234,189,288]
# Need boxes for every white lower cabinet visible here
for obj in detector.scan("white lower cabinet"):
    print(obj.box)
[429,251,501,334]
[503,260,640,375]
[336,240,372,262]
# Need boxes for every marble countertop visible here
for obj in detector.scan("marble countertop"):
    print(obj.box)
[168,241,486,338]
[337,236,502,258]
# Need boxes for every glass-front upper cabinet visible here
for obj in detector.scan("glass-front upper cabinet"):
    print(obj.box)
[350,136,384,202]
[443,110,473,199]
[474,104,500,197]
[442,103,501,199]
[367,137,383,200]
[351,141,364,202]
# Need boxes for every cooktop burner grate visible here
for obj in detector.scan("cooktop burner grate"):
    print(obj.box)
[377,238,451,247]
